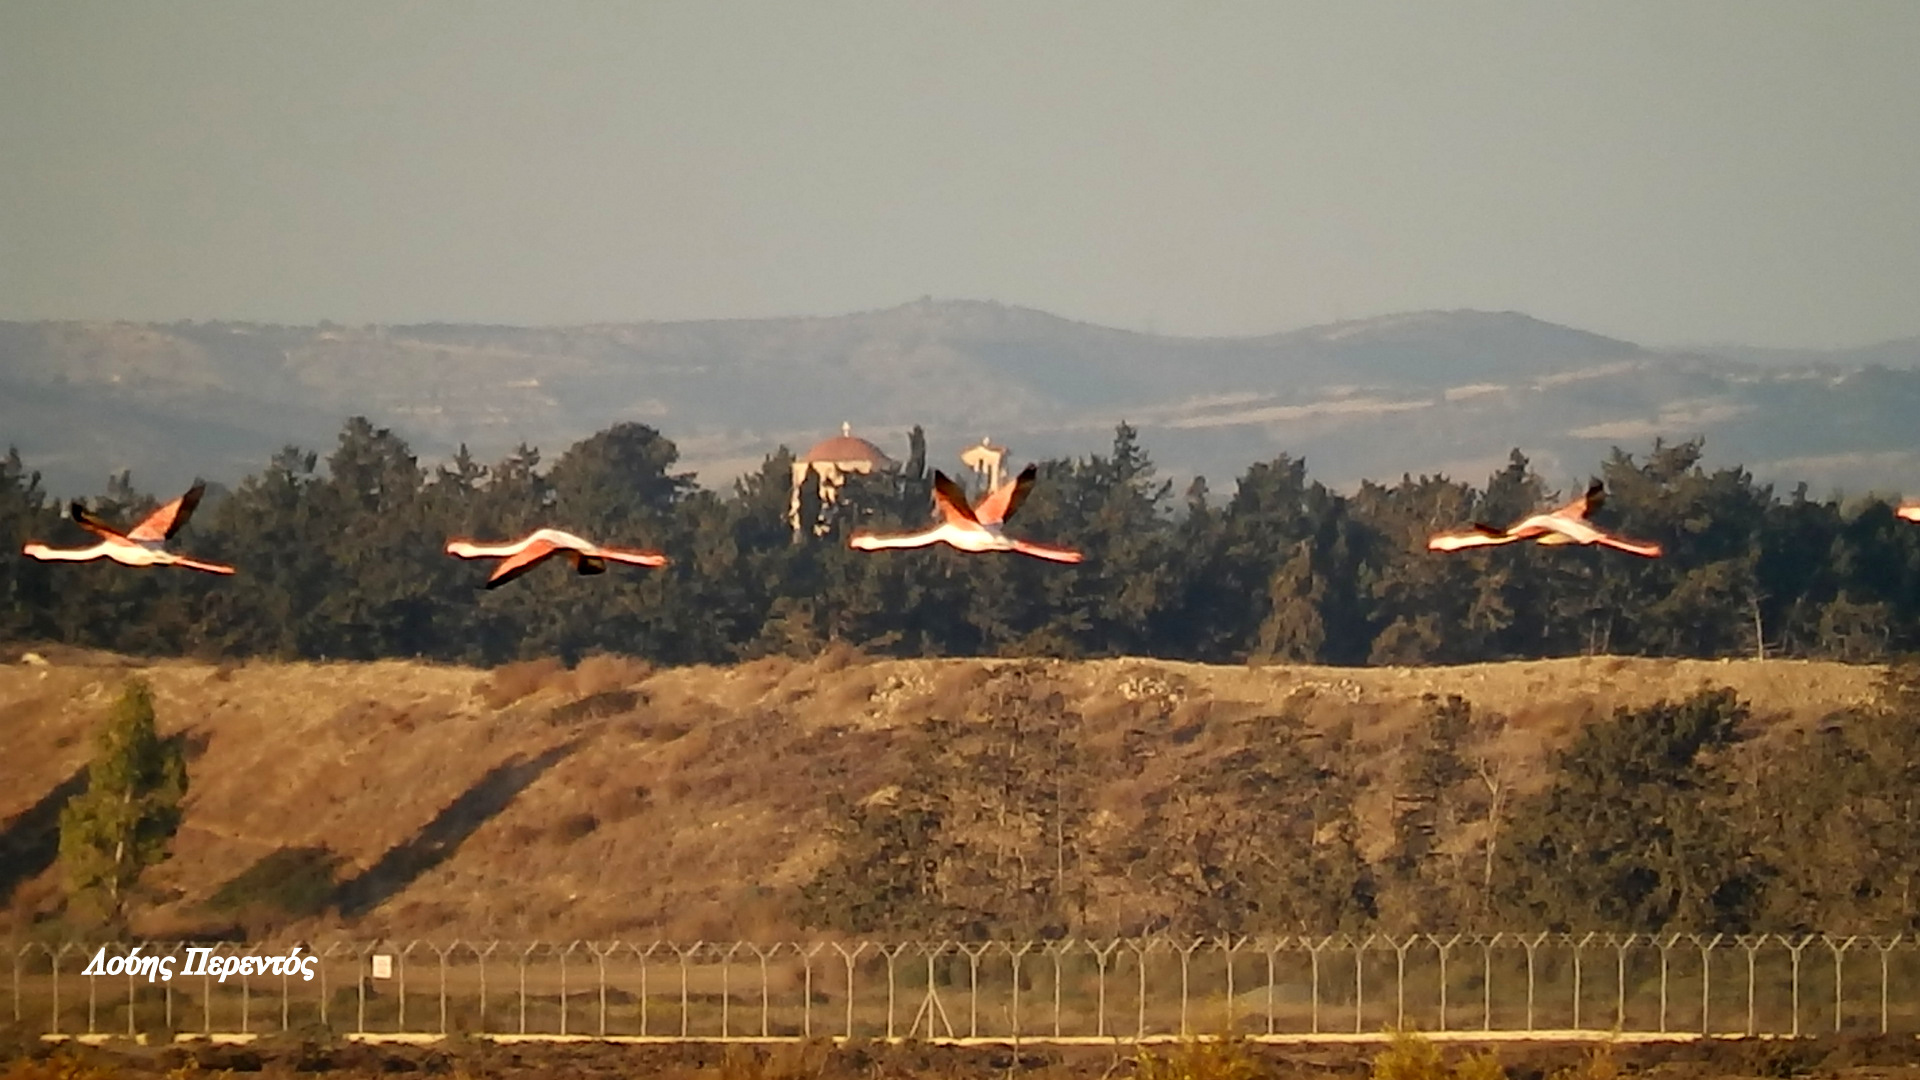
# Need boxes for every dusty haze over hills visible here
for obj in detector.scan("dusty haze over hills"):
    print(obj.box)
[4,4,1918,349]
[4,5,1917,500]
[3,302,1918,502]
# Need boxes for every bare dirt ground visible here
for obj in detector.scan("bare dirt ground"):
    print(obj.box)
[0,647,1887,942]
[14,1032,1920,1080]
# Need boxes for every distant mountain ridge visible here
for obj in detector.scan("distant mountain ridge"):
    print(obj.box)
[2,300,1917,501]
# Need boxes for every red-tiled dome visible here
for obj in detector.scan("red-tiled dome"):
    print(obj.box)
[800,425,894,466]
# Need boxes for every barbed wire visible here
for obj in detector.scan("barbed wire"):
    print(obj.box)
[13,934,1917,1043]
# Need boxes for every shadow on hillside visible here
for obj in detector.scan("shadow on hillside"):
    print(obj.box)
[333,740,582,918]
[0,731,202,908]
[0,765,87,905]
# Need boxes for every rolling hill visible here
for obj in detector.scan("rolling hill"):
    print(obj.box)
[0,648,1884,941]
[2,302,1918,502]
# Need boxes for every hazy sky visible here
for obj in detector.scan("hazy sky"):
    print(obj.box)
[3,2,1917,348]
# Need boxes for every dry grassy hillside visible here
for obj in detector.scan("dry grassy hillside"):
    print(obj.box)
[0,647,1884,942]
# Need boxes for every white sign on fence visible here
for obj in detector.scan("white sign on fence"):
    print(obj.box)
[371,954,393,979]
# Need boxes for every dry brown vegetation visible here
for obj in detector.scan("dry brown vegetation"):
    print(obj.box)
[12,1033,1920,1080]
[0,649,1886,943]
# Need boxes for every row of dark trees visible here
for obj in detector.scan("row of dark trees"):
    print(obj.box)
[3,417,1918,665]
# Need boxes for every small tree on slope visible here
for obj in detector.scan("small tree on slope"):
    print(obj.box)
[58,678,188,931]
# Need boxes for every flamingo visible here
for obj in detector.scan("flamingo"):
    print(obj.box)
[1428,479,1663,558]
[444,528,669,589]
[1898,503,1920,524]
[23,481,235,574]
[849,465,1083,563]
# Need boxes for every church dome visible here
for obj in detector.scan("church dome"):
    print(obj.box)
[800,423,894,466]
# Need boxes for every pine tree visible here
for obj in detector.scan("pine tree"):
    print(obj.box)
[58,679,189,930]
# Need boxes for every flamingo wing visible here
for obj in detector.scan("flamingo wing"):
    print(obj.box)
[1589,532,1663,558]
[1503,515,1558,540]
[1528,515,1661,556]
[170,554,238,575]
[572,553,608,576]
[1008,538,1083,563]
[930,471,981,526]
[1427,529,1525,552]
[69,502,129,542]
[129,482,207,542]
[1530,515,1608,545]
[596,545,670,567]
[850,528,945,551]
[973,464,1038,525]
[483,538,561,588]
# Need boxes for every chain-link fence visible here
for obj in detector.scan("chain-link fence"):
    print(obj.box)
[14,934,1920,1043]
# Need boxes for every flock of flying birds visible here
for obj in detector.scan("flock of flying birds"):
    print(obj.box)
[18,460,1920,587]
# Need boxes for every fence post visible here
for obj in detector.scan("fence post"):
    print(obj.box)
[1877,936,1900,1036]
[1483,933,1500,1031]
[832,942,869,1040]
[1788,935,1814,1038]
[960,942,988,1040]
[559,940,575,1037]
[1353,935,1370,1035]
[1571,933,1594,1031]
[589,941,611,1037]
[1431,934,1461,1033]
[633,941,659,1038]
[1615,935,1631,1033]
[1738,935,1762,1036]
[1218,936,1244,1037]
[1391,936,1412,1031]
[1089,939,1119,1038]
[474,941,498,1036]
[1522,933,1547,1032]
[1177,938,1204,1038]
[1263,939,1284,1036]
[751,942,776,1038]
[1698,934,1721,1035]
[1007,941,1033,1048]
[677,941,701,1039]
[1829,935,1857,1033]
[908,941,955,1042]
[1049,939,1073,1038]
[1133,938,1155,1040]
[879,942,910,1041]
[280,941,294,1034]
[125,944,136,1037]
[398,940,421,1033]
[797,942,825,1040]
[723,942,746,1039]
[244,942,258,1035]
[1658,934,1678,1033]
[1309,936,1327,1034]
